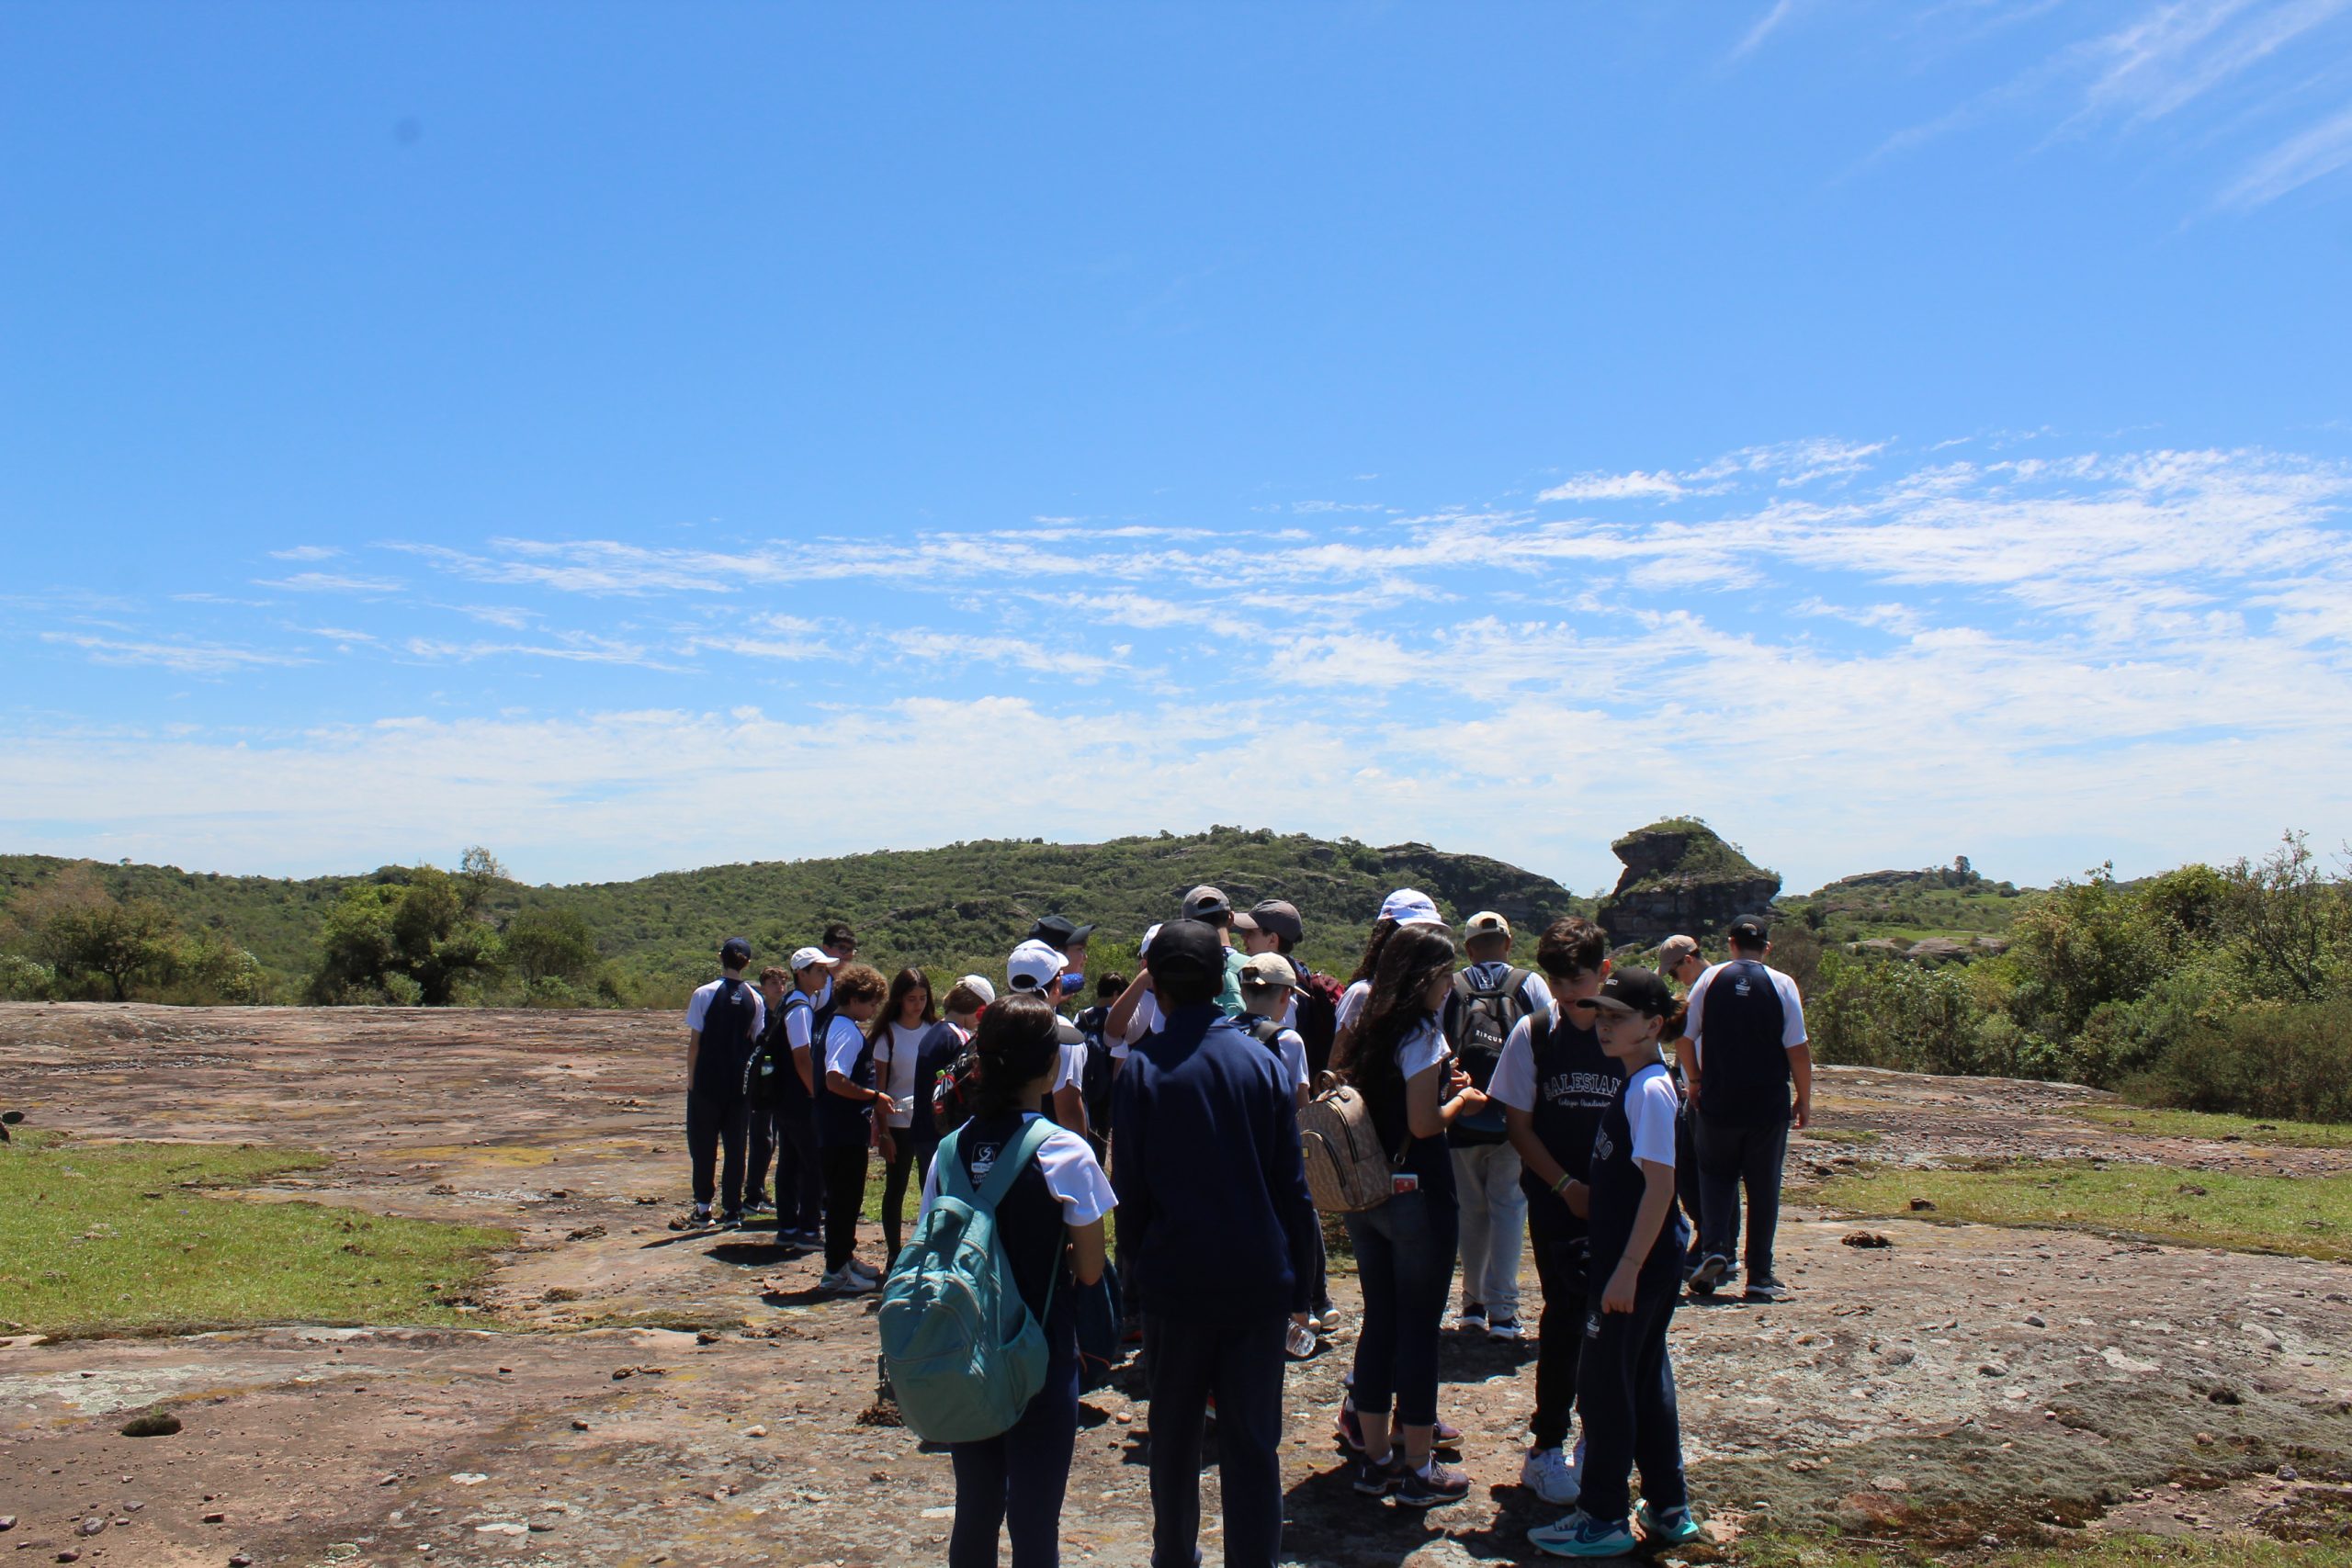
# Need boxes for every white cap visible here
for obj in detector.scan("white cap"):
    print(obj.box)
[789,945,841,973]
[1138,922,1162,956]
[1006,939,1067,995]
[1378,888,1444,927]
[956,974,997,1006]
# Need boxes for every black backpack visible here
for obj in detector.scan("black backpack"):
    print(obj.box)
[929,1023,984,1138]
[1445,965,1533,1142]
[1243,1014,1288,1057]
[1289,970,1341,1083]
[1074,1005,1116,1138]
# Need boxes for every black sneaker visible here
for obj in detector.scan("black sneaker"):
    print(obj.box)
[1745,1275,1790,1303]
[1352,1454,1402,1496]
[718,1211,744,1231]
[1393,1460,1472,1509]
[1688,1252,1729,1292]
[668,1206,714,1232]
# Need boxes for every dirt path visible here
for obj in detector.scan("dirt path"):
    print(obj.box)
[6,1004,2352,1566]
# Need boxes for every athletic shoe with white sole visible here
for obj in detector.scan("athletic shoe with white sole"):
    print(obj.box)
[1486,1314,1523,1340]
[1528,1508,1639,1558]
[820,1267,877,1295]
[1454,1302,1488,1332]
[1520,1444,1580,1506]
[1688,1253,1729,1293]
[1392,1461,1471,1509]
[1351,1454,1400,1497]
[1636,1499,1704,1545]
[846,1257,881,1281]
[1744,1275,1791,1303]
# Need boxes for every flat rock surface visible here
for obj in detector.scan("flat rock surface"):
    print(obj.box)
[6,1003,2352,1565]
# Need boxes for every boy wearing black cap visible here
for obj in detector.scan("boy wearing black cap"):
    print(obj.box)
[1114,919,1319,1568]
[678,937,767,1231]
[1526,967,1698,1557]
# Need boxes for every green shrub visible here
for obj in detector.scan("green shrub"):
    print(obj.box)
[0,953,51,1000]
[1810,954,1992,1077]
[2122,997,2352,1122]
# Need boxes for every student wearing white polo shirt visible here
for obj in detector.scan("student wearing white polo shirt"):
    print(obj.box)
[814,964,895,1293]
[1005,939,1091,1140]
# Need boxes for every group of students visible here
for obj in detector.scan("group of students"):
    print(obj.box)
[677,886,1813,1564]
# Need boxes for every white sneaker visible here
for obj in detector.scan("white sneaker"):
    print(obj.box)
[820,1267,876,1295]
[1521,1444,1580,1506]
[846,1257,881,1281]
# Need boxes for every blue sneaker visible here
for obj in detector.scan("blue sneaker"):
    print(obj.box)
[1636,1499,1703,1545]
[1528,1508,1637,1558]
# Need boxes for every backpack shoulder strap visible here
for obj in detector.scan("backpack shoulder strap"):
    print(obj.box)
[1531,1008,1552,1059]
[934,1126,973,1201]
[974,1117,1057,1209]
[1507,966,1533,1005]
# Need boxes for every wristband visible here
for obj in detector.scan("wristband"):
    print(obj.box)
[1552,1173,1572,1195]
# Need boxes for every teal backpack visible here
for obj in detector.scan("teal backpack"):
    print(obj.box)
[877,1118,1057,1444]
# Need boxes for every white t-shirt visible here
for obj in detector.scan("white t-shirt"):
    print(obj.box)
[917,1111,1118,1227]
[822,1015,869,1082]
[875,1021,928,1128]
[1274,1025,1309,1092]
[1336,979,1371,1035]
[1680,962,1807,1072]
[1056,1038,1088,1094]
[1396,1017,1448,1082]
[685,977,766,1038]
[1459,960,1555,1017]
[1113,990,1163,1061]
[782,991,819,1052]
[1487,1008,1544,1112]
[1626,1062,1679,1169]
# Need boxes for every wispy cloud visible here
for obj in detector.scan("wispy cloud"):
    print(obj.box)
[267,545,342,562]
[41,632,311,674]
[254,571,404,594]
[2218,97,2352,208]
[1860,0,2352,210]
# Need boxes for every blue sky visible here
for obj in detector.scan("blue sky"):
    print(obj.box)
[4,1,2349,897]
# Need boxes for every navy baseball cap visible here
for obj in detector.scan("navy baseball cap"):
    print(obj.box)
[1587,966,1675,1020]
[1727,914,1770,945]
[719,936,753,966]
[1145,919,1223,981]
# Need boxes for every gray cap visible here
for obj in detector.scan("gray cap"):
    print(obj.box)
[1182,885,1233,920]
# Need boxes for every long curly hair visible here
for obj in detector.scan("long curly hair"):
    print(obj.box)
[1334,922,1456,1111]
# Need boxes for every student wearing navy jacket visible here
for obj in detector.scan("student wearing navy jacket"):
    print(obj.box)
[1111,919,1318,1568]
[1527,969,1701,1559]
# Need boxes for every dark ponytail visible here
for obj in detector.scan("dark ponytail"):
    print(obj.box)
[971,991,1062,1121]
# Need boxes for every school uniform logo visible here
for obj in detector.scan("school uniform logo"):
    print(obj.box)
[969,1143,1003,1179]
[1591,1125,1617,1165]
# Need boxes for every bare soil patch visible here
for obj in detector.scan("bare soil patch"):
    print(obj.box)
[6,1004,2352,1566]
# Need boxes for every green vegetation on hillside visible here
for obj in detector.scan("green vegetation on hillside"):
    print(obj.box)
[1609,816,1771,890]
[0,1135,509,1337]
[1815,1158,2352,1262]
[0,826,1584,1010]
[1797,834,2352,1123]
[1784,856,2037,945]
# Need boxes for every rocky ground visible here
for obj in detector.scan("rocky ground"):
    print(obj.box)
[5,1003,2352,1567]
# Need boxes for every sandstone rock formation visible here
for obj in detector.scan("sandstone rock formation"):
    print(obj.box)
[1595,818,1780,950]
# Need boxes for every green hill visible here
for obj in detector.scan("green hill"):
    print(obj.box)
[0,827,1589,1007]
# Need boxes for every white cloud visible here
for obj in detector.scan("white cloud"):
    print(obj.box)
[2218,99,2352,209]
[1539,470,1687,502]
[254,572,404,594]
[267,545,343,561]
[40,633,311,674]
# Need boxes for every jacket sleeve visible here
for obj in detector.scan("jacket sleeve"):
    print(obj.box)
[1268,1075,1318,1315]
[1109,1061,1153,1311]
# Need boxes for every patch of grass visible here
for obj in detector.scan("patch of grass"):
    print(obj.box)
[1733,1533,2352,1568]
[2072,1102,2352,1150]
[0,1136,510,1337]
[1815,1160,2352,1261]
